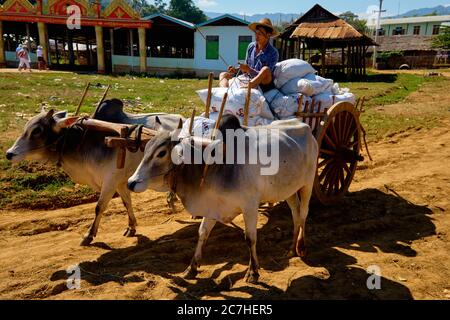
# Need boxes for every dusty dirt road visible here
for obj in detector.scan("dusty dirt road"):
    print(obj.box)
[0,84,449,300]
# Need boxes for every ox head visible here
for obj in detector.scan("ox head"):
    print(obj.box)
[6,109,71,163]
[128,117,222,193]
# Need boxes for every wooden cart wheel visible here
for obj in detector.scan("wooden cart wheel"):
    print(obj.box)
[313,101,362,205]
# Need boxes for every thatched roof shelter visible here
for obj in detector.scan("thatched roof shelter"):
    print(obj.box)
[277,4,377,80]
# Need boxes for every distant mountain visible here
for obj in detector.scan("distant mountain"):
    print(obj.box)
[392,5,450,18]
[205,12,301,25]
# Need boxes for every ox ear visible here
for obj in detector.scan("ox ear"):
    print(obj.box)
[53,110,67,120]
[170,118,185,141]
[154,116,164,132]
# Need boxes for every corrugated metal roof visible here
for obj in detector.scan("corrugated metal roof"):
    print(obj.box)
[367,15,450,27]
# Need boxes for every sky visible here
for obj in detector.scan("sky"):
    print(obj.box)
[192,0,450,17]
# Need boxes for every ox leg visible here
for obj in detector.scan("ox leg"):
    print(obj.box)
[296,186,313,257]
[286,193,301,258]
[183,217,216,279]
[80,183,116,246]
[117,184,137,237]
[243,208,260,284]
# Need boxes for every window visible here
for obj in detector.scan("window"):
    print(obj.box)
[206,35,219,60]
[392,27,405,35]
[432,25,441,35]
[238,36,252,60]
[413,26,421,35]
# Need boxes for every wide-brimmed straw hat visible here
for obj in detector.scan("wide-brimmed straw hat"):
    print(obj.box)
[249,18,279,37]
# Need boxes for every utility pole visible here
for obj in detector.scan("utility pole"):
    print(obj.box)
[372,0,386,69]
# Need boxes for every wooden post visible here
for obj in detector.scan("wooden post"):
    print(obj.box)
[244,85,252,126]
[37,22,49,66]
[74,82,90,116]
[201,93,228,186]
[213,92,228,139]
[138,28,147,73]
[95,26,105,74]
[109,28,115,73]
[297,94,304,114]
[321,42,326,76]
[92,85,110,118]
[205,72,214,118]
[188,109,196,135]
[0,21,5,67]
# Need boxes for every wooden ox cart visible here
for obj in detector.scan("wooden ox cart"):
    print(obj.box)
[69,74,369,205]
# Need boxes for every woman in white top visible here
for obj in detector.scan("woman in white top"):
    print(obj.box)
[17,45,31,72]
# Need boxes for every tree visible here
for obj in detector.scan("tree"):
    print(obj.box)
[129,0,167,17]
[432,26,450,49]
[167,0,207,24]
[339,11,370,35]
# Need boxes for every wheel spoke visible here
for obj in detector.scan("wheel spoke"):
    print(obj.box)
[343,125,357,146]
[322,165,335,193]
[330,118,339,146]
[324,132,337,150]
[343,162,351,175]
[342,115,355,144]
[326,166,338,196]
[348,140,359,148]
[318,157,333,168]
[338,164,346,190]
[319,162,333,182]
[320,148,336,156]
[337,112,346,144]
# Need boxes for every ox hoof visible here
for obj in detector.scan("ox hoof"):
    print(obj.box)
[245,270,259,284]
[296,239,306,258]
[182,266,198,280]
[123,228,136,237]
[80,236,94,246]
[286,250,297,259]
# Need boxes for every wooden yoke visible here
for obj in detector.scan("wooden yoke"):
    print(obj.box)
[62,117,157,169]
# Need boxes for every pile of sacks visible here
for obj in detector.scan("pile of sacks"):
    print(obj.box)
[266,58,356,120]
[195,58,356,127]
[196,76,274,127]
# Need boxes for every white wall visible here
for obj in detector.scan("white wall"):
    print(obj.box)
[194,25,254,72]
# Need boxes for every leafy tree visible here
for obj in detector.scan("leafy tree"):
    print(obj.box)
[339,11,370,35]
[432,26,450,49]
[129,0,167,17]
[167,0,207,24]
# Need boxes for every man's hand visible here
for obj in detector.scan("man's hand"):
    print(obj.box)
[238,63,250,74]
[227,65,237,74]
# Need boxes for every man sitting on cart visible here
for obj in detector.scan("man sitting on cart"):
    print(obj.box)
[219,18,279,92]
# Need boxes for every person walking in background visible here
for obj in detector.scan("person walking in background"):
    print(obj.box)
[17,45,32,72]
[36,45,46,71]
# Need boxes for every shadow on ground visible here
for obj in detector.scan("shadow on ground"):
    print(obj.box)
[51,188,434,299]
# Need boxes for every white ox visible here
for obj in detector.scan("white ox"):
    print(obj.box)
[128,114,318,283]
